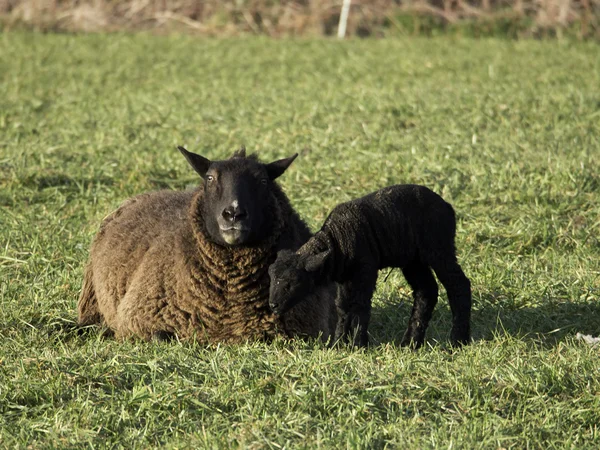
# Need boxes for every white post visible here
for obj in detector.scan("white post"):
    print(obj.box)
[337,0,352,39]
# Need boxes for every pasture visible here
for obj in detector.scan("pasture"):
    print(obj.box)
[1,32,599,448]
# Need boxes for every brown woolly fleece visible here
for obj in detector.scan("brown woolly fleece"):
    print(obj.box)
[78,186,336,343]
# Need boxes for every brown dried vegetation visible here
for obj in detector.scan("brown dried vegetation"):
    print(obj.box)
[1,0,598,38]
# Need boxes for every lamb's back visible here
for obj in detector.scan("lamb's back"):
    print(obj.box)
[325,185,456,269]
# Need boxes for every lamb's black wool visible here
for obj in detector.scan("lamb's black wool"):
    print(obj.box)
[268,184,471,348]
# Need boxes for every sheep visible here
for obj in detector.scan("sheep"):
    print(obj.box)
[77,146,337,343]
[268,184,472,348]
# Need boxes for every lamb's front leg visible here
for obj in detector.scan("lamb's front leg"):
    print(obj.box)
[431,257,472,346]
[334,271,378,347]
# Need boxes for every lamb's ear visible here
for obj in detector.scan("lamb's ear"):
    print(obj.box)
[304,250,330,273]
[232,145,246,158]
[266,153,298,180]
[178,146,211,179]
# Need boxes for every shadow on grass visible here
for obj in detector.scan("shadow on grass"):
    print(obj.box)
[21,172,115,191]
[0,314,113,344]
[18,169,192,192]
[6,291,598,350]
[369,291,600,348]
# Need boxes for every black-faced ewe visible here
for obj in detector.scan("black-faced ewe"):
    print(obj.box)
[77,146,336,343]
[268,184,471,348]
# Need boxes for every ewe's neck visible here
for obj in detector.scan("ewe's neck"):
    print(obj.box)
[190,189,284,284]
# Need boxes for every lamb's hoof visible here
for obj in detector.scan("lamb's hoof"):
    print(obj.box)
[332,329,347,347]
[152,330,175,342]
[399,333,423,350]
[449,338,470,348]
[450,329,471,348]
[331,332,356,349]
[332,330,369,349]
[354,334,369,349]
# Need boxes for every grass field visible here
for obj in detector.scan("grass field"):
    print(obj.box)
[1,32,600,448]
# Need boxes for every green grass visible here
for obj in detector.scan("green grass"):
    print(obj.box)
[1,32,600,448]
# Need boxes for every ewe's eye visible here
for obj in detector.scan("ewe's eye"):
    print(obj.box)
[207,175,215,182]
[260,178,268,186]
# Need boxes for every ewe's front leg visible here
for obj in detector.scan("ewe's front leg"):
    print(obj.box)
[115,287,178,341]
[334,271,378,348]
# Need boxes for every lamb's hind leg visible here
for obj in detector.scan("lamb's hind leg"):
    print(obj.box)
[400,263,439,349]
[430,257,471,346]
[334,271,378,348]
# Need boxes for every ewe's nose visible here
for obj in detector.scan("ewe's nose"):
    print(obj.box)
[222,203,248,223]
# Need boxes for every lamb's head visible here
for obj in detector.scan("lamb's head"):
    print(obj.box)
[179,146,297,246]
[268,249,330,316]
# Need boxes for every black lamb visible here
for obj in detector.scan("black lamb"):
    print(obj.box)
[268,184,471,348]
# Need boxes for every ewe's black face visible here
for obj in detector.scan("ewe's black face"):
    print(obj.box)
[178,146,297,246]
[268,250,317,316]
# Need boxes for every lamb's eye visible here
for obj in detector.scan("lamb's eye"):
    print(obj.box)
[260,178,268,186]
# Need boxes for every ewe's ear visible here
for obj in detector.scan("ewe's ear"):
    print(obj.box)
[178,146,211,179]
[304,251,330,273]
[266,153,298,180]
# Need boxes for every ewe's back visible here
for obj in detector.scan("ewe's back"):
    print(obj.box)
[94,190,193,266]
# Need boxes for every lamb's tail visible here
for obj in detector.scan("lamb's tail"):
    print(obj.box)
[77,263,101,326]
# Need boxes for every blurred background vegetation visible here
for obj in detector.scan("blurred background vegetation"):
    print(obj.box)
[0,0,598,39]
